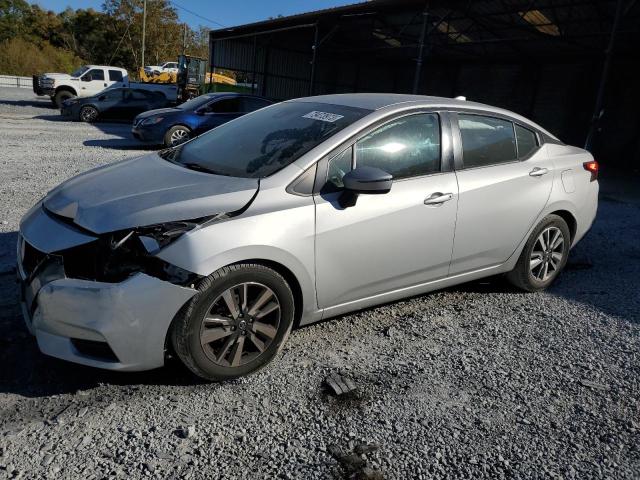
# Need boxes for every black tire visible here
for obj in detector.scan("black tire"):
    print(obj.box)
[79,105,99,123]
[506,214,571,292]
[163,125,191,147]
[54,90,74,108]
[171,263,295,381]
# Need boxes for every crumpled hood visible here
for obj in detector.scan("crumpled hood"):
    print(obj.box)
[43,153,259,234]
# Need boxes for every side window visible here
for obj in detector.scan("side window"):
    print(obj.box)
[208,98,242,114]
[324,146,353,192]
[108,70,123,82]
[355,113,441,179]
[242,97,272,112]
[515,124,538,159]
[458,114,516,168]
[86,69,105,81]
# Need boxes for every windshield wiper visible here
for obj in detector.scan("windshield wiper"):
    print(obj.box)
[182,163,231,176]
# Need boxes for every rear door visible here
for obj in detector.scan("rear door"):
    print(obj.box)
[449,112,553,274]
[108,69,125,89]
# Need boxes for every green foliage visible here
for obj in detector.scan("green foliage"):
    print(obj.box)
[0,37,84,76]
[0,0,211,76]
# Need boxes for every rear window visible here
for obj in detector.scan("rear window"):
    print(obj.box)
[161,102,371,178]
[109,70,123,82]
[458,114,517,168]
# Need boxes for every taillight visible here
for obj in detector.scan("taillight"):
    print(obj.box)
[583,160,599,182]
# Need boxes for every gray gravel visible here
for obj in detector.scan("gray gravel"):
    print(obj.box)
[1,87,639,479]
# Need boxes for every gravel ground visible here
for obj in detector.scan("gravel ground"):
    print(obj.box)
[0,87,639,480]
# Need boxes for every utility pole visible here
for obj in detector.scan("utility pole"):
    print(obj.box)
[183,23,187,55]
[141,0,147,68]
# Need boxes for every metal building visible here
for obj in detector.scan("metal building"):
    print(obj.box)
[209,0,640,170]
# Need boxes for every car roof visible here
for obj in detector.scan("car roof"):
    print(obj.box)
[289,93,558,140]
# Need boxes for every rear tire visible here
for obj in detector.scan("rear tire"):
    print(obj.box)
[506,214,570,292]
[171,263,295,381]
[164,125,191,147]
[54,90,74,108]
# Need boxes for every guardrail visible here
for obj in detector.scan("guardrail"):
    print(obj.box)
[0,75,32,89]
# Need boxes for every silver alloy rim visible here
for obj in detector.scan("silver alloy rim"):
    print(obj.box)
[81,107,97,122]
[199,282,281,367]
[530,226,565,282]
[170,129,189,145]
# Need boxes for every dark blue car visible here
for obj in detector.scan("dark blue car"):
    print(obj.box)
[132,92,273,147]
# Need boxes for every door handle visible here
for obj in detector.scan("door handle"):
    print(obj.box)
[529,167,549,177]
[424,192,453,206]
[104,83,107,87]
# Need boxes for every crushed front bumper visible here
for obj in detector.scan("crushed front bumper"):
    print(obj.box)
[17,206,197,371]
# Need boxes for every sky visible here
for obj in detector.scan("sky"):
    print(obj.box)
[29,0,358,29]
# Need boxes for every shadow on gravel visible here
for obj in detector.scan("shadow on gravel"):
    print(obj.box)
[0,99,54,109]
[83,138,158,151]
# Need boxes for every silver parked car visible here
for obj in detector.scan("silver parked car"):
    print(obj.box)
[18,94,599,380]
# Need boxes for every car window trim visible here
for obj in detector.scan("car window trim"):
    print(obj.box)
[291,108,453,196]
[450,111,543,170]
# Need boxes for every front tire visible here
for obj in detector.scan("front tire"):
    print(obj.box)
[164,125,191,147]
[79,105,99,123]
[171,263,295,381]
[507,214,570,292]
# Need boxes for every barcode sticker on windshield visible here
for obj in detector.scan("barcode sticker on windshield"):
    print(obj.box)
[303,111,344,122]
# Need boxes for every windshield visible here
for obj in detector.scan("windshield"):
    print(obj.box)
[160,102,371,178]
[70,66,90,78]
[177,95,214,111]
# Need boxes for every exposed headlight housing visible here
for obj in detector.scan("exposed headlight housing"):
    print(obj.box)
[57,216,225,285]
[142,116,164,125]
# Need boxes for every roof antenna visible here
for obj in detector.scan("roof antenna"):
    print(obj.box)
[454,95,467,101]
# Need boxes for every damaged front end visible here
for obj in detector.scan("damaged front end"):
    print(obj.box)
[15,204,225,370]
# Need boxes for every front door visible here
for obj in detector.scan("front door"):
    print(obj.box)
[450,113,554,274]
[80,68,108,96]
[314,112,459,309]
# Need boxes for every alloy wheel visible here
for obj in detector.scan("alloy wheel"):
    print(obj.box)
[80,106,98,122]
[529,226,565,282]
[170,128,189,146]
[199,282,281,367]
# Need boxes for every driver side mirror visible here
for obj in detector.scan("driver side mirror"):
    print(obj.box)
[339,166,392,208]
[82,75,92,82]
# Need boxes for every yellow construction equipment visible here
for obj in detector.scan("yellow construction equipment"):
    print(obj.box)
[138,68,177,84]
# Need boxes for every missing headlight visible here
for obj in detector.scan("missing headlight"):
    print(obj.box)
[58,220,211,286]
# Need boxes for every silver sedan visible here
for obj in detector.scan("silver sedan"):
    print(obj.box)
[17,94,598,380]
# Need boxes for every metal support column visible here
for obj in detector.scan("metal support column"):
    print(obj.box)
[412,8,429,94]
[251,35,258,95]
[309,23,319,96]
[584,0,624,150]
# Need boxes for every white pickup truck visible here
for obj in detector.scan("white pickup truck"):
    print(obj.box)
[33,65,179,107]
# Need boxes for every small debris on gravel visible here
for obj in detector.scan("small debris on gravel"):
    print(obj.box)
[175,425,196,439]
[325,373,358,396]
